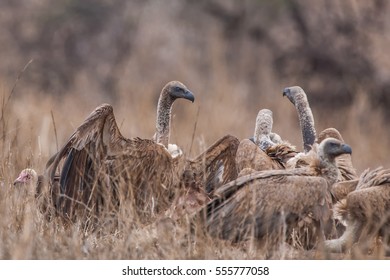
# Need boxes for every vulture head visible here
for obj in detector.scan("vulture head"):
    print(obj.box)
[318,138,352,163]
[13,168,38,188]
[282,86,307,106]
[163,81,195,103]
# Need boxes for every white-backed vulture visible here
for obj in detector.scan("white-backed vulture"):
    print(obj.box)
[238,86,319,175]
[202,138,352,255]
[324,167,390,254]
[318,128,358,182]
[13,169,41,194]
[283,87,356,181]
[46,81,240,225]
[13,168,60,218]
[283,86,317,153]
[236,109,297,175]
[46,81,195,223]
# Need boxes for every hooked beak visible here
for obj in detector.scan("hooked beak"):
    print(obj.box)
[13,176,23,186]
[341,143,352,155]
[183,90,195,103]
[282,87,291,97]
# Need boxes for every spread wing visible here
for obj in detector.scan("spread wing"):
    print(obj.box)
[235,139,284,175]
[185,134,240,194]
[46,104,175,222]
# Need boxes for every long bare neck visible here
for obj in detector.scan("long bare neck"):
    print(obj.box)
[155,93,174,148]
[295,93,316,153]
[318,153,340,188]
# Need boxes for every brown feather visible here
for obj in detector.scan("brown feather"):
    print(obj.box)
[325,167,390,253]
[201,138,352,254]
[46,103,179,224]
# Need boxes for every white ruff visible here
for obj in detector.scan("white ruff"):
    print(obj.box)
[167,144,183,158]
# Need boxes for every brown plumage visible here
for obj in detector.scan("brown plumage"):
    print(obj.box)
[46,81,195,223]
[236,109,297,175]
[166,134,240,219]
[46,81,239,225]
[283,88,356,181]
[202,138,352,254]
[324,167,390,253]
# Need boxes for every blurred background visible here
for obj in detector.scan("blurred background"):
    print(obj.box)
[1,0,389,177]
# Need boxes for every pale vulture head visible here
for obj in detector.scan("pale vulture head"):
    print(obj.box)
[13,168,38,189]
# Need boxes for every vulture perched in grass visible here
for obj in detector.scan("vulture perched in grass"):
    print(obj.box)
[13,168,60,218]
[46,81,239,224]
[13,169,41,194]
[236,85,320,175]
[202,138,352,255]
[282,88,356,179]
[324,167,390,254]
[46,81,195,222]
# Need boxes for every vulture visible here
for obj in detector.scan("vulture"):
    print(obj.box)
[202,138,353,255]
[46,81,239,224]
[13,168,41,194]
[283,87,356,182]
[13,168,60,218]
[324,167,390,254]
[46,81,195,223]
[318,128,358,183]
[236,85,320,174]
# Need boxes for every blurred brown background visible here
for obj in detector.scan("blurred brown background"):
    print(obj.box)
[1,0,389,177]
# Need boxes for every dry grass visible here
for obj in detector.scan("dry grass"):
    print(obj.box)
[0,75,389,260]
[0,0,389,260]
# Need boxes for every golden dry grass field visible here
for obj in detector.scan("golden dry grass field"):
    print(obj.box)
[0,0,389,260]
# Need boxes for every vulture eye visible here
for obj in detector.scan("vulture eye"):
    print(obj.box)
[174,86,182,92]
[328,142,340,149]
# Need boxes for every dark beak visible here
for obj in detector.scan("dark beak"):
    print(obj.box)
[341,143,352,155]
[282,88,290,97]
[183,90,195,103]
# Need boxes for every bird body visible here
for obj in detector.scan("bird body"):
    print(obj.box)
[203,138,352,254]
[325,167,390,253]
[46,81,195,223]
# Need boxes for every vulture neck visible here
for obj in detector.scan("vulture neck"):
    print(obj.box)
[317,153,340,188]
[155,93,175,148]
[294,93,317,153]
[253,116,272,147]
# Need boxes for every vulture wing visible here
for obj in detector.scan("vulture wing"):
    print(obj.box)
[204,172,331,250]
[46,104,175,222]
[235,139,284,175]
